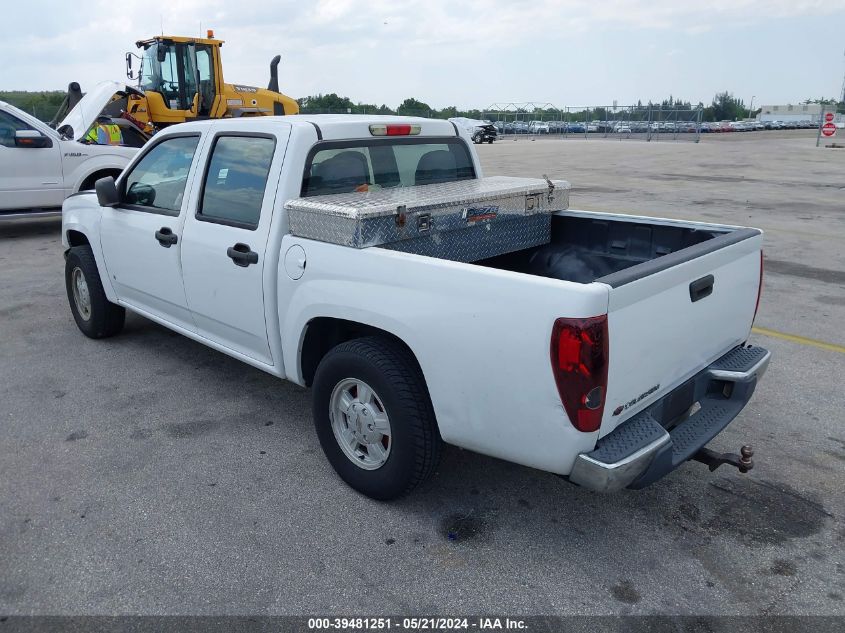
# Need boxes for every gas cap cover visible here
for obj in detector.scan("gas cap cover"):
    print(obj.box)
[284,244,307,280]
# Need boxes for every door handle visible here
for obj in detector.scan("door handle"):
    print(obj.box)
[155,227,178,248]
[689,274,714,302]
[227,243,259,267]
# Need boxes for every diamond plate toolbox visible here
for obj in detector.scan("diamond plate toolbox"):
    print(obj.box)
[285,176,570,263]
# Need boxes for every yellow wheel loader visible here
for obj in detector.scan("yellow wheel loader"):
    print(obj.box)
[121,31,298,134]
[49,31,297,143]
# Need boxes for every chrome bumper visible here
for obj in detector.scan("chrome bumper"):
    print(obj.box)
[569,345,771,492]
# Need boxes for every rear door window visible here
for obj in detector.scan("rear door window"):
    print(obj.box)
[197,135,276,229]
[302,138,475,197]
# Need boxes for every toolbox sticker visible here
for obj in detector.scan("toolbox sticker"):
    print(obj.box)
[462,206,499,223]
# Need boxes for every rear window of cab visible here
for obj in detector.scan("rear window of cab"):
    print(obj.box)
[301,138,475,197]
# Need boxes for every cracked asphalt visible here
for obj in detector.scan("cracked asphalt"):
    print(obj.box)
[1,129,843,616]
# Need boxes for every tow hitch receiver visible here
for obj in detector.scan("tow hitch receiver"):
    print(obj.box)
[693,445,754,473]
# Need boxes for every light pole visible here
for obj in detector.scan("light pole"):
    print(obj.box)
[748,95,755,120]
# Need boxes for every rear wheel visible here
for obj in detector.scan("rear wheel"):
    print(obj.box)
[312,336,441,500]
[65,245,125,338]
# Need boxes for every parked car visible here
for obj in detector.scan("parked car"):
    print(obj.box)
[62,114,770,500]
[0,89,147,217]
[528,121,550,134]
[448,117,497,144]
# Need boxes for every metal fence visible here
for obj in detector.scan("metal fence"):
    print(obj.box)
[483,103,704,142]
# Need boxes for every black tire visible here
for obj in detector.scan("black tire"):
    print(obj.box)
[472,133,482,144]
[312,336,442,500]
[65,245,125,338]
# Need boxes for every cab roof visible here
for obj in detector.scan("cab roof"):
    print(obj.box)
[173,115,461,142]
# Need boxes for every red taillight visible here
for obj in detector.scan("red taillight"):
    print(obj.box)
[550,316,609,433]
[387,124,412,136]
[369,123,421,136]
[753,251,764,324]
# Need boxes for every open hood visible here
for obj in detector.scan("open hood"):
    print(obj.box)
[448,117,494,131]
[57,81,141,141]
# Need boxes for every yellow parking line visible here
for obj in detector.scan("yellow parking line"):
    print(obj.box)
[752,326,845,355]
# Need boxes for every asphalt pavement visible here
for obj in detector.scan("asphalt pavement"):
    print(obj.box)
[1,131,843,616]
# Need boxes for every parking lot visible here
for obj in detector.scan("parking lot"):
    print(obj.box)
[1,130,843,616]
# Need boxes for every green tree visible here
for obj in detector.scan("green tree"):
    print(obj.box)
[397,98,432,116]
[0,90,66,122]
[297,93,355,113]
[709,91,746,121]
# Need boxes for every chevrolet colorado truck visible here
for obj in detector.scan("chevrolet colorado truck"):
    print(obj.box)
[61,115,770,500]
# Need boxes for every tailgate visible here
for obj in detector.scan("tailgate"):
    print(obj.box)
[599,228,763,436]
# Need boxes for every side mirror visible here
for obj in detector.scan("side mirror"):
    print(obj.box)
[125,52,134,79]
[156,45,167,63]
[15,130,52,149]
[125,181,156,206]
[95,177,120,207]
[57,125,74,141]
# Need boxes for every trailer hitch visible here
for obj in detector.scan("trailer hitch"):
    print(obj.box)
[692,445,754,473]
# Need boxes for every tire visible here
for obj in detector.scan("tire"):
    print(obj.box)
[487,139,493,144]
[312,336,442,500]
[472,133,482,144]
[65,245,125,338]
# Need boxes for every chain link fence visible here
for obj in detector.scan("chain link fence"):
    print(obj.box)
[483,103,704,142]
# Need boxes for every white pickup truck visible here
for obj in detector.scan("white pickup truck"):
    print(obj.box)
[1,88,146,218]
[61,115,770,500]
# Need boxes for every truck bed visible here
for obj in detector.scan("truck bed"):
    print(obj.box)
[473,209,763,437]
[475,211,757,285]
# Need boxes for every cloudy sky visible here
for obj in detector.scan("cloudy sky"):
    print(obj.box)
[1,0,844,109]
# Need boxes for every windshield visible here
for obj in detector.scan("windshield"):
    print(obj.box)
[139,43,165,93]
[302,138,475,197]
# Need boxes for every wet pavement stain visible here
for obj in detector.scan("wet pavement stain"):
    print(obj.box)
[164,420,222,438]
[441,513,488,544]
[764,259,845,285]
[65,430,88,442]
[770,559,797,576]
[610,580,641,604]
[706,478,832,545]
[816,295,845,306]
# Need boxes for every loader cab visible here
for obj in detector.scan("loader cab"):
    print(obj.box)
[136,36,221,118]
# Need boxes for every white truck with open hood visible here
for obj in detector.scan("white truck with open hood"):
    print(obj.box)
[0,83,147,217]
[60,115,769,499]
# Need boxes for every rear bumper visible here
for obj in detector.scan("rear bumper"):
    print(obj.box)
[569,344,770,492]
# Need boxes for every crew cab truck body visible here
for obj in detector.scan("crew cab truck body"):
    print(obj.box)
[61,115,769,499]
[0,98,144,218]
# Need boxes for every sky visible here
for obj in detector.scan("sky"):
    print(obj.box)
[1,0,844,110]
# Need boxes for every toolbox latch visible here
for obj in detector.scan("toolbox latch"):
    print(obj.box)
[395,204,407,228]
[417,213,432,232]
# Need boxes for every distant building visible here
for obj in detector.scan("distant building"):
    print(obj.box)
[757,103,823,123]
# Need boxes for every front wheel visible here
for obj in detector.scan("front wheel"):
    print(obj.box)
[312,337,441,500]
[65,245,125,338]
